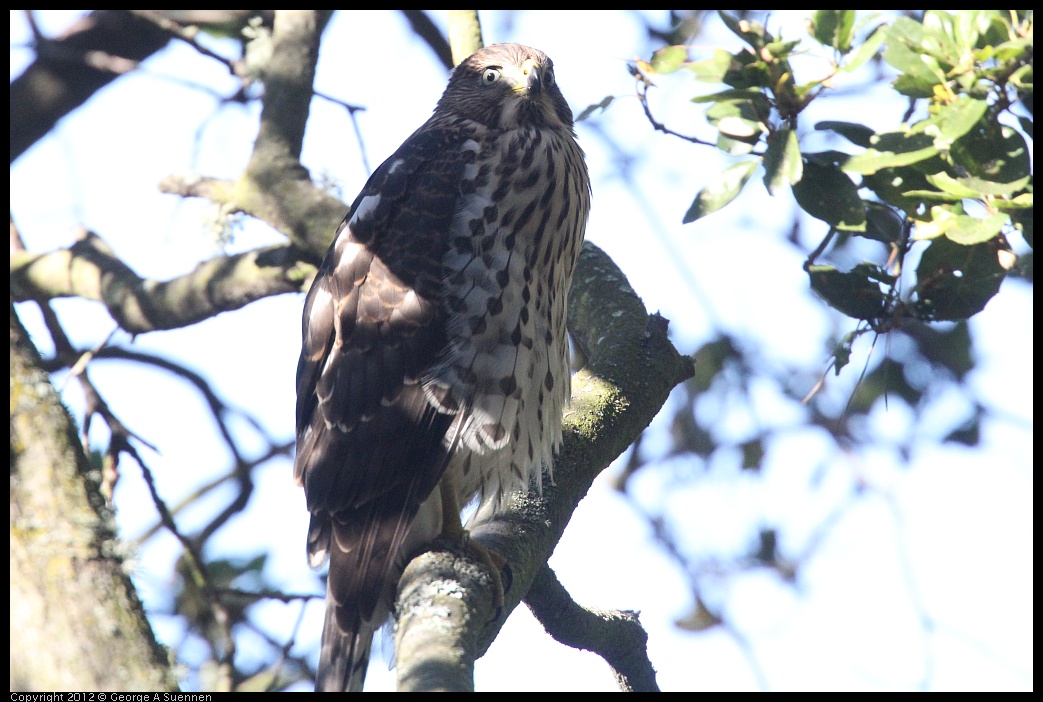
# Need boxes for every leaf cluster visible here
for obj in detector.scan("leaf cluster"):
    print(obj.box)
[637,10,1032,333]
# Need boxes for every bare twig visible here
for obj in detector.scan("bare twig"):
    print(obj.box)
[632,68,715,147]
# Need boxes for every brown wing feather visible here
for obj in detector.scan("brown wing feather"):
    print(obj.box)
[294,128,470,689]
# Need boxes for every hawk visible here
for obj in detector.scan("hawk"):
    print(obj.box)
[294,43,590,692]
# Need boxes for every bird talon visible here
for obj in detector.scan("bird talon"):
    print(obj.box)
[499,559,513,597]
[463,539,507,611]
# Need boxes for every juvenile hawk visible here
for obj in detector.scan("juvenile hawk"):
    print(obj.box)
[294,43,590,691]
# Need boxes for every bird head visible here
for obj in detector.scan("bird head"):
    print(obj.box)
[437,43,575,132]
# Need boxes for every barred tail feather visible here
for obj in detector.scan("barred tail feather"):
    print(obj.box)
[316,587,375,692]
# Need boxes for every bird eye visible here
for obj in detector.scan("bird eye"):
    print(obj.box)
[482,68,502,86]
[544,67,555,87]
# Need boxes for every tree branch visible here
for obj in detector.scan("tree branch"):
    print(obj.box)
[396,549,492,692]
[154,11,348,259]
[235,10,346,257]
[400,10,453,70]
[632,68,715,147]
[245,11,325,169]
[11,10,172,163]
[10,303,178,691]
[448,11,484,66]
[525,564,659,692]
[11,229,315,334]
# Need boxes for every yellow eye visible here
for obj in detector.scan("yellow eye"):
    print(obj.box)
[482,68,502,86]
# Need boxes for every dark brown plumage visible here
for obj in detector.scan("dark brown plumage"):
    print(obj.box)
[294,43,590,691]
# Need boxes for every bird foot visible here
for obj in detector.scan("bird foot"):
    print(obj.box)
[438,480,511,616]
[440,520,510,614]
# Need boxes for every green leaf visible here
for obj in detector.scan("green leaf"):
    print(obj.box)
[891,72,943,99]
[683,159,758,223]
[792,159,866,231]
[691,88,769,107]
[884,19,945,97]
[718,11,771,49]
[855,358,922,409]
[904,320,974,379]
[722,48,771,90]
[920,11,963,64]
[900,189,968,203]
[993,193,1034,211]
[924,172,983,199]
[863,202,907,244]
[927,172,1031,198]
[943,213,1010,245]
[914,205,1009,245]
[685,49,734,83]
[950,124,1031,183]
[1005,59,1033,90]
[809,10,855,53]
[763,39,802,61]
[706,99,766,142]
[716,117,762,138]
[861,165,938,212]
[885,17,927,55]
[762,128,802,195]
[808,263,895,319]
[914,236,1006,321]
[815,120,875,148]
[651,45,689,74]
[841,132,939,175]
[951,10,996,54]
[913,96,988,147]
[831,331,856,373]
[842,25,886,73]
[715,134,757,155]
[979,12,1014,48]
[575,95,614,122]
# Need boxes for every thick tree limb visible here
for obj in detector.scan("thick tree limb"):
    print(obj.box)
[235,10,345,257]
[11,229,315,334]
[396,549,494,692]
[10,303,178,691]
[11,10,172,163]
[448,10,484,66]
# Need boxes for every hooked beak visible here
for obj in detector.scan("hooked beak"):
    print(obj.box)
[525,65,542,96]
[513,58,542,97]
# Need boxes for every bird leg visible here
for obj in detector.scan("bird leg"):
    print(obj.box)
[438,475,507,612]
